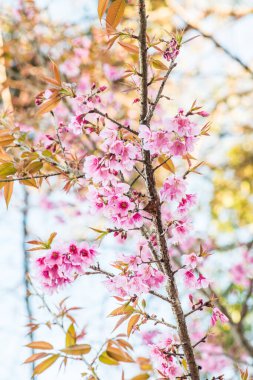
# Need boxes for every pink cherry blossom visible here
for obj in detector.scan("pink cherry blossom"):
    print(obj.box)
[183,253,202,269]
[183,270,197,288]
[211,308,229,326]
[160,177,186,202]
[34,242,97,292]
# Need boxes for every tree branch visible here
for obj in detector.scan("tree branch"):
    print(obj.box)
[137,1,200,378]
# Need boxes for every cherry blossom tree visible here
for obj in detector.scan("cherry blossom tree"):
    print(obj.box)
[0,1,253,379]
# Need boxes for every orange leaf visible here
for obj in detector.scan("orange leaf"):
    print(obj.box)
[50,60,61,86]
[118,41,139,54]
[24,352,49,364]
[127,314,140,337]
[107,35,119,50]
[107,345,134,363]
[116,339,133,351]
[39,75,60,87]
[106,0,126,34]
[21,178,38,188]
[60,344,91,355]
[36,94,61,117]
[112,314,131,332]
[26,341,54,350]
[98,0,110,21]
[33,354,59,376]
[158,156,175,174]
[109,304,134,316]
[0,129,14,147]
[131,374,150,380]
[4,181,13,208]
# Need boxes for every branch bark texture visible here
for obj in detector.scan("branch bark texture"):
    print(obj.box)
[138,1,200,378]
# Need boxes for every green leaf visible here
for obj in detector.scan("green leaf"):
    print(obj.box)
[131,375,150,380]
[151,59,169,70]
[99,351,119,365]
[65,324,76,347]
[0,162,16,178]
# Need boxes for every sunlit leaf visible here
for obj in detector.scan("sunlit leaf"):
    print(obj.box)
[158,156,175,173]
[107,345,134,363]
[20,178,38,188]
[240,368,249,380]
[99,351,119,365]
[118,41,139,54]
[47,232,57,246]
[116,338,133,351]
[112,313,131,332]
[26,341,54,350]
[4,181,13,208]
[151,59,169,70]
[24,352,49,364]
[25,160,43,174]
[109,304,134,316]
[106,0,126,34]
[131,375,150,380]
[98,0,109,21]
[127,314,140,337]
[181,358,188,371]
[50,60,61,86]
[65,324,76,347]
[60,344,91,355]
[0,162,16,177]
[0,129,14,147]
[33,354,59,376]
[36,94,61,117]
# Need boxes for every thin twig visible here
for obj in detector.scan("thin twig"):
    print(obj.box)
[87,108,138,136]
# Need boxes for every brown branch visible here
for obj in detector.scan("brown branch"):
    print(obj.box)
[240,279,253,321]
[0,172,63,183]
[137,1,200,378]
[0,171,86,184]
[22,188,35,374]
[147,61,177,124]
[87,108,138,136]
[89,264,172,304]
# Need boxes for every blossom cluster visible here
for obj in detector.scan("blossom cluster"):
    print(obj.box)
[105,243,165,297]
[86,182,144,229]
[149,335,182,379]
[60,37,91,78]
[159,176,197,245]
[34,242,97,292]
[139,109,200,157]
[163,38,180,62]
[230,248,253,287]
